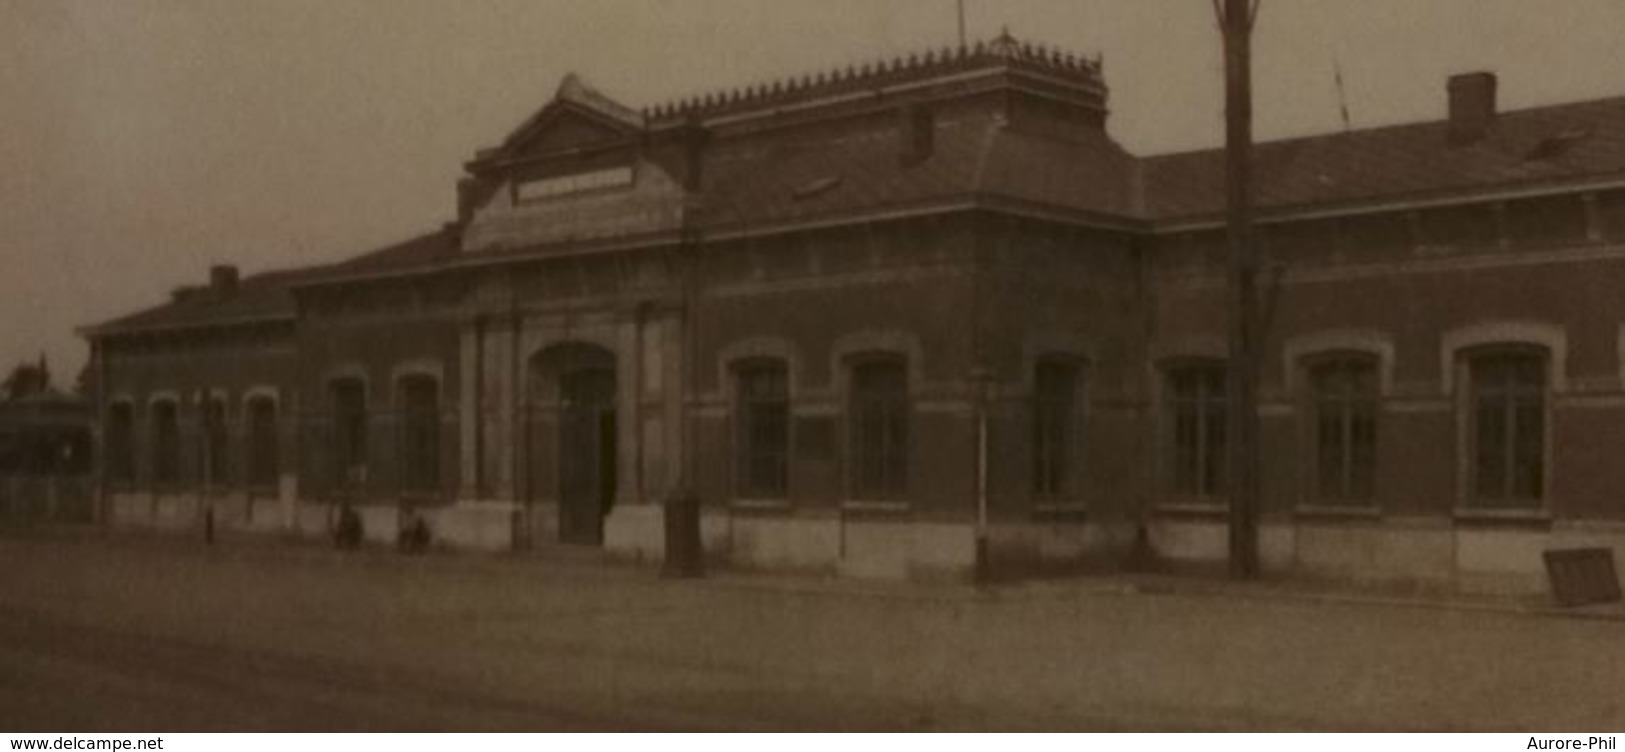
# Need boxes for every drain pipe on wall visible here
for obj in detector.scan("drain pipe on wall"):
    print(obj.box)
[973,367,991,584]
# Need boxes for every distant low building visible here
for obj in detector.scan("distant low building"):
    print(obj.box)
[78,34,1625,589]
[0,389,92,477]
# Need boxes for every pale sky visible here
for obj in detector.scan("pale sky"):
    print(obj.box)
[5,0,1625,382]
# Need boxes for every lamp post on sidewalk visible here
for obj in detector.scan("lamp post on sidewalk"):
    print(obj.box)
[972,366,992,585]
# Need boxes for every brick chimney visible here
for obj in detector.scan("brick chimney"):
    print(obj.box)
[209,264,239,295]
[1448,71,1497,145]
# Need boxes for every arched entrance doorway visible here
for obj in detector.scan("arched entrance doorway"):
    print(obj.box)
[528,343,617,546]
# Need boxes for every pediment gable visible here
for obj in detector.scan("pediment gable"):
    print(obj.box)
[499,73,644,159]
[505,105,637,156]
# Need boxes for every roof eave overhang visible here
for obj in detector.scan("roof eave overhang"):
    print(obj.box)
[1149,171,1625,234]
[293,196,1149,290]
[79,313,296,341]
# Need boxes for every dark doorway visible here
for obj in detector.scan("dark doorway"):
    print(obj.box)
[558,366,616,545]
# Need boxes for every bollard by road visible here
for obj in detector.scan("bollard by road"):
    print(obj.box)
[662,490,704,579]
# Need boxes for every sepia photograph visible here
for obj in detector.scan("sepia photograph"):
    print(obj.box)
[2,0,1623,737]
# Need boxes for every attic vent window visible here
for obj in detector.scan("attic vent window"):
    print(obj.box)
[515,166,634,202]
[792,175,843,200]
[1526,128,1591,161]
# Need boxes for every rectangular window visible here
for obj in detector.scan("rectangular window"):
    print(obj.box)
[399,377,441,495]
[1469,352,1546,507]
[106,403,135,484]
[736,362,789,499]
[1309,357,1377,503]
[151,401,180,486]
[245,397,278,489]
[514,166,634,202]
[1032,360,1079,498]
[1167,364,1226,498]
[849,359,908,500]
[329,380,368,489]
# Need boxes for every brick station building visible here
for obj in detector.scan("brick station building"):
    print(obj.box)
[80,34,1625,589]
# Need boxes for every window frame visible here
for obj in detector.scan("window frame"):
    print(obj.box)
[149,398,182,489]
[732,358,791,501]
[846,354,909,503]
[1461,345,1550,510]
[105,401,136,486]
[1031,356,1084,501]
[397,374,443,498]
[1302,352,1380,507]
[1162,360,1228,502]
[327,378,369,492]
[201,394,230,490]
[243,395,279,492]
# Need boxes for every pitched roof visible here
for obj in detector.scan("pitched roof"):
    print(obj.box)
[496,73,643,156]
[83,38,1625,337]
[1145,96,1625,221]
[86,228,459,337]
[698,113,1141,232]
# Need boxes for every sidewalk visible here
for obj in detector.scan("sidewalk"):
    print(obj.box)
[12,522,1620,623]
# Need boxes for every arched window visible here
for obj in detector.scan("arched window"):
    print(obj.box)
[1032,358,1082,498]
[734,359,789,499]
[328,379,368,489]
[398,375,441,495]
[105,402,135,484]
[1466,347,1547,507]
[848,356,908,500]
[1165,362,1226,498]
[151,400,180,487]
[201,396,229,487]
[1307,354,1378,503]
[244,396,278,489]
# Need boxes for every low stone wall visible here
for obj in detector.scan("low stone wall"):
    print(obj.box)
[1143,515,1624,594]
[93,486,1618,592]
[726,512,842,574]
[429,503,517,552]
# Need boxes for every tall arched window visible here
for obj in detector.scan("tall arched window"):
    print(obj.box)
[105,402,135,485]
[1307,354,1378,504]
[735,359,789,499]
[848,356,908,500]
[1466,347,1547,507]
[1165,362,1226,498]
[201,396,229,487]
[398,375,441,495]
[328,379,368,489]
[244,396,278,489]
[151,400,181,487]
[1032,358,1082,498]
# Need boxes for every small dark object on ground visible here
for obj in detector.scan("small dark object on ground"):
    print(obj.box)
[333,504,363,550]
[1543,547,1621,607]
[398,514,431,555]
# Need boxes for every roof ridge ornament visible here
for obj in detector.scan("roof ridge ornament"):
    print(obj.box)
[988,26,1019,57]
[648,30,1105,121]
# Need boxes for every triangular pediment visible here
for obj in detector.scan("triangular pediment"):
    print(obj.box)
[500,73,644,158]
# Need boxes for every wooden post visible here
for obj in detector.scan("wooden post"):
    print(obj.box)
[1218,0,1261,579]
